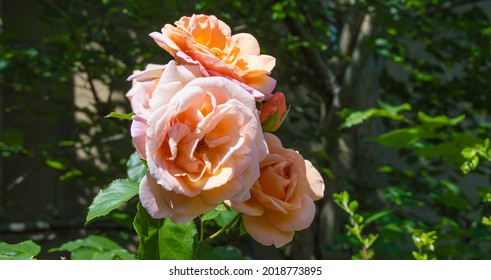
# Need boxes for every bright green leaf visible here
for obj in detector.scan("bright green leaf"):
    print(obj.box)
[134,203,197,260]
[105,112,134,120]
[53,235,135,260]
[86,179,139,223]
[417,112,465,129]
[376,127,435,147]
[0,240,41,260]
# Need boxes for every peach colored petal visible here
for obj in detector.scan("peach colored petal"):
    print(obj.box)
[149,30,180,56]
[305,160,325,200]
[244,215,294,248]
[149,61,204,109]
[233,33,260,56]
[245,55,276,74]
[139,172,216,223]
[127,64,165,82]
[265,194,316,232]
[186,77,256,112]
[139,174,173,219]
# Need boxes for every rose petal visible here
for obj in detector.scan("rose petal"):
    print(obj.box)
[243,215,294,248]
[233,33,261,56]
[139,174,173,219]
[130,115,147,160]
[265,194,316,231]
[305,160,325,200]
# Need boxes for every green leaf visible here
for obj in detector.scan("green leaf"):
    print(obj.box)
[377,100,412,115]
[53,235,135,260]
[201,210,220,221]
[86,179,139,223]
[417,112,465,129]
[196,243,244,260]
[0,240,41,260]
[127,151,146,183]
[105,112,134,120]
[134,203,197,260]
[349,201,359,213]
[214,209,239,229]
[45,159,69,170]
[416,142,461,160]
[339,101,410,129]
[376,127,436,147]
[340,109,378,129]
[482,217,491,226]
[71,249,114,260]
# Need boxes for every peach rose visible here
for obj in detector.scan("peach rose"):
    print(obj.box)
[150,14,276,100]
[132,72,268,223]
[229,133,324,247]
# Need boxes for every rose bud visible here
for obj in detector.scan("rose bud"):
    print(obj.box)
[260,92,288,132]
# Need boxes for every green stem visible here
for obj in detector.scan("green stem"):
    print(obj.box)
[199,218,204,242]
[204,213,241,242]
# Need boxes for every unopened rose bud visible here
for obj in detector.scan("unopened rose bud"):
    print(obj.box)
[260,92,288,132]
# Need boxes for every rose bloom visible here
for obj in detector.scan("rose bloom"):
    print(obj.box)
[229,133,324,247]
[131,63,268,223]
[150,14,276,100]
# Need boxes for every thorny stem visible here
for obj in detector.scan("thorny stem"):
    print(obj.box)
[203,213,241,242]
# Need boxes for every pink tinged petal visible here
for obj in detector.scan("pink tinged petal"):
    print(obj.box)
[243,215,294,248]
[265,194,316,232]
[149,61,204,109]
[186,51,238,79]
[188,76,257,114]
[245,75,277,97]
[139,174,173,219]
[175,51,210,77]
[305,160,325,200]
[130,115,147,160]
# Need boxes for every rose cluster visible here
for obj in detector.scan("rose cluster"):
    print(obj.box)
[126,14,324,248]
